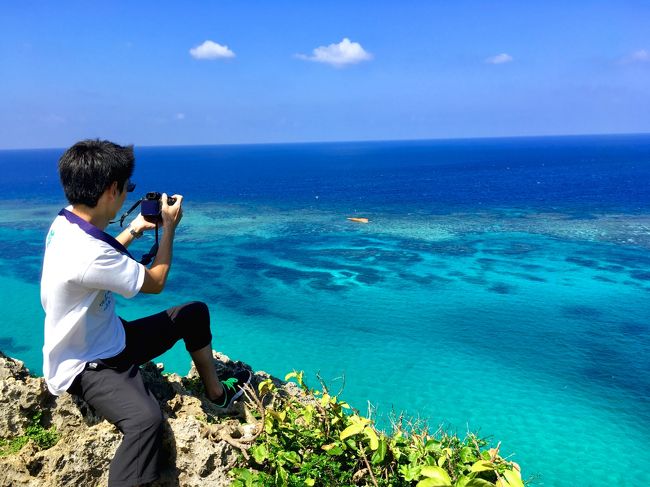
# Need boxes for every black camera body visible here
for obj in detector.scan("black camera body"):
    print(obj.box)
[141,192,177,222]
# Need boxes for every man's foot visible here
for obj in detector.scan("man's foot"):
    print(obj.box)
[211,370,252,408]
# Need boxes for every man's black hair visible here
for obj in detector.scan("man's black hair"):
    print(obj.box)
[58,139,135,207]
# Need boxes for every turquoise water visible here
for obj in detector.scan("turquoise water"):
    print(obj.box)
[1,137,650,486]
[1,201,649,486]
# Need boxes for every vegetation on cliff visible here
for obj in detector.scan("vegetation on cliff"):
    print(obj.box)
[231,371,524,487]
[0,411,58,458]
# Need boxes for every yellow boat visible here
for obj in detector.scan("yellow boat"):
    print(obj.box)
[347,217,369,224]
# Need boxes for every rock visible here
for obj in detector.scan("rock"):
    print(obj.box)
[0,350,281,487]
[0,352,52,438]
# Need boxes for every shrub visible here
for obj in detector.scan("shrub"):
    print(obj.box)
[231,371,524,487]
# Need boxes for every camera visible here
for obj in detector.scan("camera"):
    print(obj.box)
[141,192,177,222]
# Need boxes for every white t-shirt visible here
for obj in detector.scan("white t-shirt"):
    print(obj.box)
[41,208,145,395]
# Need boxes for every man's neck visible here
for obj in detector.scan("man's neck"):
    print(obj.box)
[71,205,110,230]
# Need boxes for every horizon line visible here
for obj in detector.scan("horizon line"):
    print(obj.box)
[1,130,649,152]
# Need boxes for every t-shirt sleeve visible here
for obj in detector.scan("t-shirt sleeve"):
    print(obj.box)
[80,248,145,298]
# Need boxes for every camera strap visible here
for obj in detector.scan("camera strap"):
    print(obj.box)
[111,198,144,227]
[59,208,135,261]
[60,208,160,266]
[108,198,160,265]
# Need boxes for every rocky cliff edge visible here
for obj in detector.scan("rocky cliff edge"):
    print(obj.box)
[0,350,291,486]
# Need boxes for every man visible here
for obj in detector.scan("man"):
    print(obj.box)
[41,139,251,486]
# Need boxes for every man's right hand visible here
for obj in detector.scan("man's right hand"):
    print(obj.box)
[161,193,183,231]
[141,193,183,294]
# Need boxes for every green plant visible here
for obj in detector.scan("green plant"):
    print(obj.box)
[231,371,524,487]
[183,376,206,396]
[0,411,59,457]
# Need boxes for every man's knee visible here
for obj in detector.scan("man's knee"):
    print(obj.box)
[187,301,209,323]
[171,301,210,326]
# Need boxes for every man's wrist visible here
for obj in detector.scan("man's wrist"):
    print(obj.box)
[162,222,177,233]
[128,225,143,239]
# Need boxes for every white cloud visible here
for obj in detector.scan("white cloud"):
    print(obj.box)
[623,49,650,63]
[485,53,513,65]
[296,38,372,67]
[189,40,235,60]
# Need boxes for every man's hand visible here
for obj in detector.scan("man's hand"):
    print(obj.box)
[129,214,157,235]
[140,193,183,294]
[161,193,183,231]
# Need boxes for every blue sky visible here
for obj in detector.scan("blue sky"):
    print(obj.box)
[1,1,649,149]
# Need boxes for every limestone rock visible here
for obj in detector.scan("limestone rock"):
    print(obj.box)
[0,350,275,487]
[0,353,52,438]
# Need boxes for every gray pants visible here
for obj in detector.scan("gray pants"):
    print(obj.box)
[67,301,211,486]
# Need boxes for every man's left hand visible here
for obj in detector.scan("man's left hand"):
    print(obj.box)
[130,214,157,235]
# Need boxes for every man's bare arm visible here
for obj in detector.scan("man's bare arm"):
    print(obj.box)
[115,214,156,248]
[140,194,183,294]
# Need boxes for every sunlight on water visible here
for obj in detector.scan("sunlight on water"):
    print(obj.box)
[2,136,650,486]
[2,201,648,486]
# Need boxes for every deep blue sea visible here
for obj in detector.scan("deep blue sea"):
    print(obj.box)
[1,135,649,486]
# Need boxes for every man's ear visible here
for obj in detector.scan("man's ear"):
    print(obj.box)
[108,181,120,201]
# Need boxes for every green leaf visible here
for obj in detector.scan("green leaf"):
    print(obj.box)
[365,426,379,450]
[276,465,288,486]
[420,465,452,485]
[322,443,344,456]
[269,410,286,424]
[303,405,314,424]
[371,439,387,465]
[425,438,441,452]
[459,446,477,464]
[232,468,261,486]
[496,470,524,487]
[504,469,523,483]
[464,479,496,487]
[417,478,453,487]
[344,438,357,450]
[284,370,304,386]
[340,422,365,440]
[257,379,275,396]
[251,444,268,464]
[351,415,371,425]
[320,393,331,407]
[280,450,301,465]
[470,460,496,473]
[305,479,315,486]
[399,464,421,481]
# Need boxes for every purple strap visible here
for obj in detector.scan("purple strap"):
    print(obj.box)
[59,208,134,261]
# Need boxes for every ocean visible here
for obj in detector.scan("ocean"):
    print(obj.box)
[1,135,649,486]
